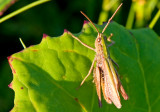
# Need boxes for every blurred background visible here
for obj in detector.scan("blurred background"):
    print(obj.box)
[0,0,160,111]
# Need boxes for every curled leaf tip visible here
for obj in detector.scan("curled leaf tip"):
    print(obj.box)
[7,56,13,63]
[83,20,89,25]
[8,83,13,89]
[7,56,11,60]
[64,29,68,33]
[43,34,48,39]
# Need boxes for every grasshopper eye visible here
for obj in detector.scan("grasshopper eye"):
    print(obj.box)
[97,38,101,42]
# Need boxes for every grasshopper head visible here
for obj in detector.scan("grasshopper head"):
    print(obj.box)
[96,33,102,44]
[96,33,102,43]
[95,33,103,51]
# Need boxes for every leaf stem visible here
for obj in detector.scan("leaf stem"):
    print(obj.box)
[19,38,26,49]
[0,0,50,24]
[149,9,160,29]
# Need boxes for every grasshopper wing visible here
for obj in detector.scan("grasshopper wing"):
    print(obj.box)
[102,59,122,109]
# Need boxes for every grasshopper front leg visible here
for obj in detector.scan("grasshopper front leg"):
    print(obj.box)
[107,33,115,47]
[80,57,96,86]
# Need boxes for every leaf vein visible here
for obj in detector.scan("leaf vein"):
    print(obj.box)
[135,41,151,112]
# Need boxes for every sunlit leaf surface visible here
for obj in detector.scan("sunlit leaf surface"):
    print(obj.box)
[8,22,160,112]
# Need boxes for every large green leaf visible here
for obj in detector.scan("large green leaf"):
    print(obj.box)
[8,22,160,112]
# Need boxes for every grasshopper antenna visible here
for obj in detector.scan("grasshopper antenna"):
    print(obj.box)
[102,3,123,33]
[80,11,99,33]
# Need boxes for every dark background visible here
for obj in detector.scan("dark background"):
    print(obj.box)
[0,0,159,111]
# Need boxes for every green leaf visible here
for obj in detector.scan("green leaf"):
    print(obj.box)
[8,22,160,112]
[0,0,16,16]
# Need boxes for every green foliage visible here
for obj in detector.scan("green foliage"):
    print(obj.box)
[0,61,14,112]
[126,0,160,29]
[8,22,160,112]
[0,0,50,23]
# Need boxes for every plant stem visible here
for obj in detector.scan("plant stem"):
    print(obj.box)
[0,0,50,24]
[19,38,26,49]
[149,9,160,29]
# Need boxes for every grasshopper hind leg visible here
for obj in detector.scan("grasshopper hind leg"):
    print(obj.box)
[114,69,129,100]
[93,66,102,107]
[101,70,112,104]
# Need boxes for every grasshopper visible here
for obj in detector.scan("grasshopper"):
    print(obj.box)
[68,3,128,108]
